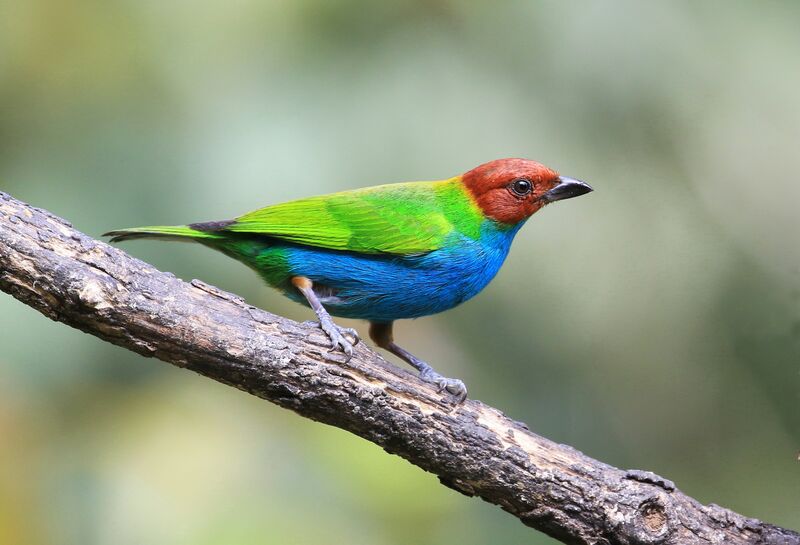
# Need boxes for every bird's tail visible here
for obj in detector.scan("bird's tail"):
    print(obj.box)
[103,225,225,243]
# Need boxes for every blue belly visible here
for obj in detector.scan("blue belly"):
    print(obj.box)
[279,223,520,322]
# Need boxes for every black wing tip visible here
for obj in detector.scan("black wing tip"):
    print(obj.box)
[188,220,235,232]
[103,231,139,243]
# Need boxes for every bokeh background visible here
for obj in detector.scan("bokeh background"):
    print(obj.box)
[1,1,798,543]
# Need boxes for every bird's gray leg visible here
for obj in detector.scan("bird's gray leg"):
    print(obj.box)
[369,321,467,403]
[292,276,359,361]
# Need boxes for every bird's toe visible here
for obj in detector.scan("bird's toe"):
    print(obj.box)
[434,377,467,403]
[319,322,356,362]
[341,327,360,345]
[419,369,468,404]
[443,379,468,404]
[322,337,354,362]
[336,337,355,361]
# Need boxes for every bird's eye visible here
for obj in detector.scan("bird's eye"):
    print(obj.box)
[509,178,532,197]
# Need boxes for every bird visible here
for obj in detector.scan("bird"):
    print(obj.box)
[105,158,592,403]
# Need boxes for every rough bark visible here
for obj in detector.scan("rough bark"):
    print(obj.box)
[0,190,796,545]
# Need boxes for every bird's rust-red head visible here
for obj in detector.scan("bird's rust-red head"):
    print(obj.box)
[461,158,590,225]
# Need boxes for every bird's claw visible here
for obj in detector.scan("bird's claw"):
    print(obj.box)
[338,326,360,346]
[305,320,360,361]
[420,368,468,404]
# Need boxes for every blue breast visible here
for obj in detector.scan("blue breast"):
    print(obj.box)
[281,220,522,322]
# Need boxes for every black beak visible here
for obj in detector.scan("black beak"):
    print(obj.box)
[543,176,593,202]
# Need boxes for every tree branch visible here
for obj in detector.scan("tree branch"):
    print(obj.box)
[0,191,796,545]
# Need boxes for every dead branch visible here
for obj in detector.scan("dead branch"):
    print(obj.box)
[0,191,796,545]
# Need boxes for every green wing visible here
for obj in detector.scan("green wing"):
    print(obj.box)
[224,180,473,255]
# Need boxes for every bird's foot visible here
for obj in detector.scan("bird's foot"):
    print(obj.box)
[419,366,468,404]
[303,319,360,361]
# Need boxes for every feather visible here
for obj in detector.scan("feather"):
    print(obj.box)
[102,226,223,243]
[223,179,481,255]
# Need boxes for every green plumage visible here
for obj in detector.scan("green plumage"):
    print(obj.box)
[105,178,484,254]
[226,179,482,254]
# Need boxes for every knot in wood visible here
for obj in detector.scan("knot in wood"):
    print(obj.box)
[640,499,668,536]
[621,497,670,545]
[615,495,673,545]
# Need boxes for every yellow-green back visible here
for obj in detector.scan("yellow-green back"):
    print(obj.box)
[226,178,484,255]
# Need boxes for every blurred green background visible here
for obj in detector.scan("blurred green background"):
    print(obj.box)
[1,1,798,543]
